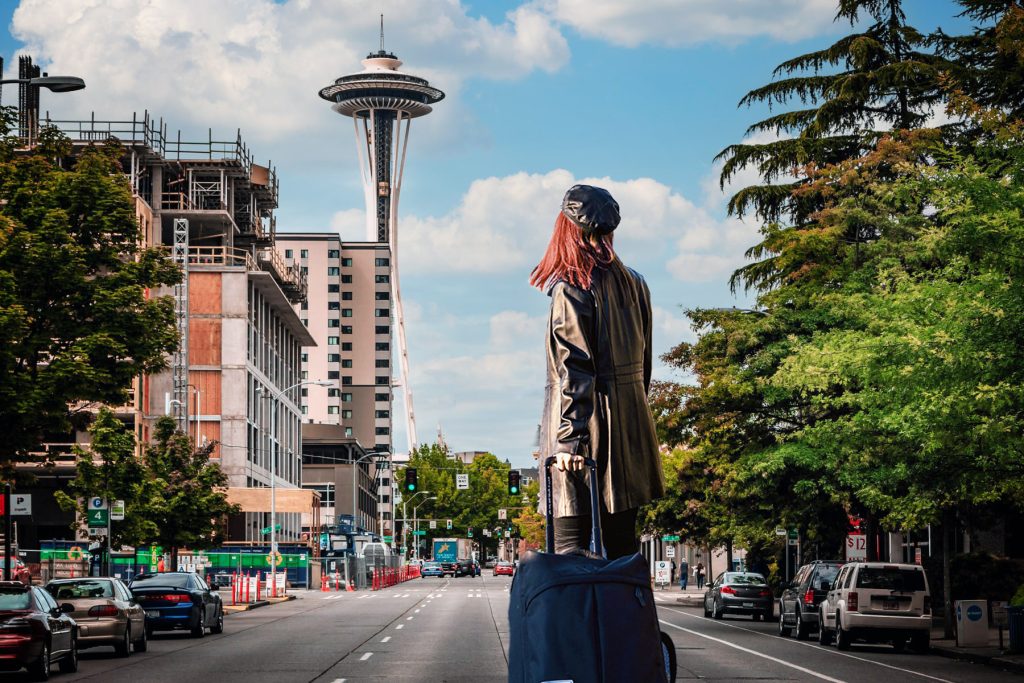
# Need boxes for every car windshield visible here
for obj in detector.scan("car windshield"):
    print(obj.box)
[816,565,841,584]
[47,580,113,599]
[725,573,766,585]
[856,567,926,592]
[423,563,439,568]
[0,588,32,610]
[131,573,192,589]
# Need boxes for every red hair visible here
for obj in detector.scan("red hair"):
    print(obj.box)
[530,213,615,291]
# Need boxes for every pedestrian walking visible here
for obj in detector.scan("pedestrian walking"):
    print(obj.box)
[695,562,705,590]
[678,560,689,590]
[533,184,665,560]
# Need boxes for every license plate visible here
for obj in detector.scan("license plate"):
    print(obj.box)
[883,599,899,610]
[145,610,160,618]
[743,602,754,608]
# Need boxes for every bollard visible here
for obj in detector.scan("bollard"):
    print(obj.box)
[244,571,250,603]
[321,571,329,592]
[335,570,341,592]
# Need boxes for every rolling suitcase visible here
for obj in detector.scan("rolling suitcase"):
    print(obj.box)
[508,456,675,683]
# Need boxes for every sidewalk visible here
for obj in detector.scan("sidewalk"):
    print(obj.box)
[224,594,295,613]
[653,583,706,607]
[930,626,1024,674]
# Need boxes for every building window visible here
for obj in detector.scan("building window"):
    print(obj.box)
[327,336,339,345]
[375,342,390,351]
[328,388,341,397]
[375,393,389,401]
[375,274,390,284]
[303,483,334,508]
[342,291,353,300]
[375,359,390,368]
[380,494,390,504]
[327,406,339,415]
[341,326,353,334]
[375,427,390,435]
[328,301,340,311]
[301,370,308,379]
[301,353,308,362]
[342,309,353,317]
[328,249,340,259]
[301,318,308,326]
[300,249,309,258]
[301,406,308,415]
[342,393,353,402]
[341,275,353,284]
[300,301,308,310]
[375,258,390,267]
[375,291,390,301]
[301,266,308,274]
[341,342,352,351]
[327,267,340,276]
[375,376,389,385]
[375,325,389,334]
[342,376,353,385]
[328,284,339,293]
[328,353,341,363]
[345,427,353,437]
[342,257,353,267]
[285,249,293,259]
[381,478,390,488]
[375,308,389,318]
[375,410,390,418]
[342,359,353,368]
[301,388,308,397]
[328,371,340,380]
[328,319,340,328]
[342,410,353,419]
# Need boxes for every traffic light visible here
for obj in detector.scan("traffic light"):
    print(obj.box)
[468,526,473,538]
[508,471,520,495]
[404,467,418,493]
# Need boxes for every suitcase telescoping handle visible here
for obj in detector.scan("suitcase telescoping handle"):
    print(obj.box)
[543,455,604,558]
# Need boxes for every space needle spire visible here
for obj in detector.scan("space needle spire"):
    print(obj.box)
[319,25,444,452]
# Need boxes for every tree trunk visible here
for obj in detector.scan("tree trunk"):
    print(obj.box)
[726,538,734,571]
[943,509,955,640]
[170,546,179,571]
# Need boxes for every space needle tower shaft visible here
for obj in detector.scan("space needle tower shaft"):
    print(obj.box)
[319,21,444,452]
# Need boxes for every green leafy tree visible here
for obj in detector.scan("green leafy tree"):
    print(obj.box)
[0,120,180,475]
[144,417,239,566]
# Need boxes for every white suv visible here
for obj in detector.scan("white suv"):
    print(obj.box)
[818,562,931,652]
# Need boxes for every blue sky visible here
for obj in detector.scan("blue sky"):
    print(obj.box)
[2,1,970,467]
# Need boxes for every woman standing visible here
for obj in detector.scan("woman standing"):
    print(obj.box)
[532,185,664,560]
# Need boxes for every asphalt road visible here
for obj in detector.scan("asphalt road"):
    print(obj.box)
[5,574,1017,682]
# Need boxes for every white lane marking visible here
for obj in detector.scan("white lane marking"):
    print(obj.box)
[357,595,367,600]
[660,620,845,683]
[380,636,391,643]
[330,679,346,683]
[360,652,373,661]
[392,594,402,598]
[660,607,955,683]
[414,609,420,613]
[406,616,414,620]
[396,624,404,630]
[402,593,410,597]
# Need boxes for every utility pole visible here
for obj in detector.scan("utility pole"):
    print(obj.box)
[3,483,10,581]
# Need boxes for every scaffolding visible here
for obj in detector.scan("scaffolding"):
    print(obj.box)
[171,219,190,433]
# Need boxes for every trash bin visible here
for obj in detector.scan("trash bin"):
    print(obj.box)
[955,600,988,647]
[1009,606,1024,653]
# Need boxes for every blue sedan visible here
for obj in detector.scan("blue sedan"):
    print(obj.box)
[420,562,445,578]
[129,572,223,638]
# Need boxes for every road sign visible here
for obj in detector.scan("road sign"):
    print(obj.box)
[261,524,282,534]
[110,499,125,521]
[87,508,108,527]
[456,473,469,490]
[666,546,676,558]
[845,533,866,560]
[11,494,31,516]
[655,560,671,586]
[505,529,511,538]
[429,520,437,529]
[412,530,427,536]
[661,534,680,542]
[446,519,452,530]
[774,527,787,536]
[89,497,107,511]
[787,529,798,540]
[383,535,393,543]
[498,509,507,520]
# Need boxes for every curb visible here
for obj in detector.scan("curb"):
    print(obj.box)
[224,595,296,613]
[931,644,1024,674]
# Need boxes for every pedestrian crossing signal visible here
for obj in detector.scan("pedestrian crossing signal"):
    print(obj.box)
[508,471,520,496]
[405,468,418,493]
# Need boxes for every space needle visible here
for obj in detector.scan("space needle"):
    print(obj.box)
[319,22,444,452]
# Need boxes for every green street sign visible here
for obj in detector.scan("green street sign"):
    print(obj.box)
[412,530,427,536]
[87,509,109,527]
[383,535,393,542]
[662,534,680,542]
[788,529,799,540]
[261,524,282,534]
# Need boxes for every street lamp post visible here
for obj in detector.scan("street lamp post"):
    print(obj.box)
[412,497,437,560]
[256,379,331,597]
[350,450,388,537]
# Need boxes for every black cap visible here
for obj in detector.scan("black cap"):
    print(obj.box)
[561,184,620,236]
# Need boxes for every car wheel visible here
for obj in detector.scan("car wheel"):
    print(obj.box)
[753,612,762,621]
[713,599,723,620]
[835,612,851,650]
[27,641,50,681]
[817,610,831,645]
[891,637,907,653]
[910,631,929,653]
[134,623,148,652]
[190,609,206,638]
[115,624,132,657]
[210,607,224,634]
[795,610,810,640]
[703,598,711,618]
[778,605,792,637]
[58,636,78,674]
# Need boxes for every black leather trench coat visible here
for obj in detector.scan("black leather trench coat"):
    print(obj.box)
[538,258,664,517]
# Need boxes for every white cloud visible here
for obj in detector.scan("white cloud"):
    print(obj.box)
[489,310,545,351]
[541,0,839,48]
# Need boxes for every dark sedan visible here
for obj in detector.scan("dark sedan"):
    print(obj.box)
[129,572,223,638]
[0,581,78,679]
[703,572,773,621]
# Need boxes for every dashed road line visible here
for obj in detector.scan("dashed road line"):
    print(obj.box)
[380,636,391,643]
[359,652,373,661]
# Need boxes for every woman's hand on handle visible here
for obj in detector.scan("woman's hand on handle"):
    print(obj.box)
[554,451,585,472]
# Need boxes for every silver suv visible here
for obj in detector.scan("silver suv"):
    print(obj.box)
[818,562,931,652]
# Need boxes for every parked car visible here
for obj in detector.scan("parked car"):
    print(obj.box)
[703,572,772,621]
[778,561,843,640]
[420,562,445,578]
[45,577,147,656]
[818,562,931,652]
[0,580,78,679]
[493,562,515,577]
[129,572,224,638]
[0,558,32,586]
